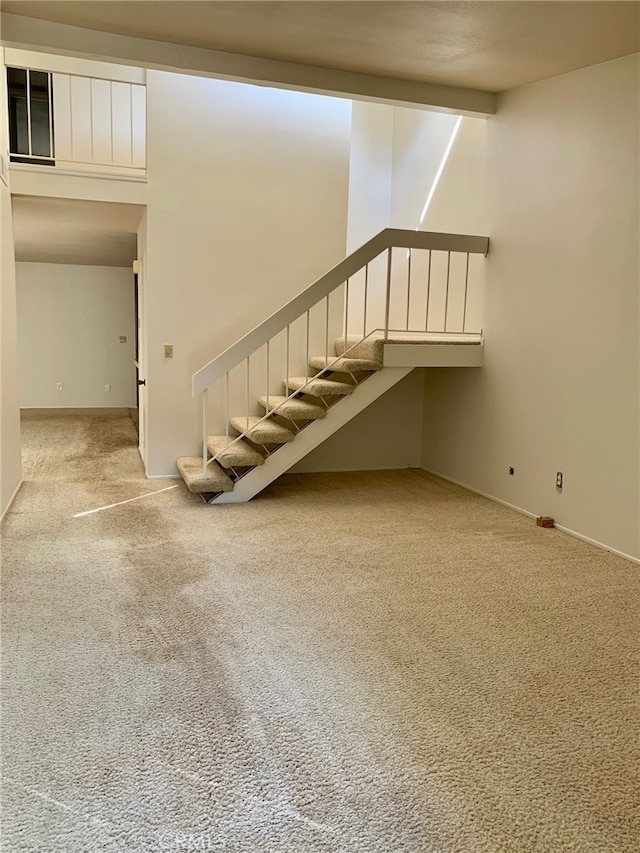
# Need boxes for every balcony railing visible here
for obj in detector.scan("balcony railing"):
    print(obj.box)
[7,64,146,178]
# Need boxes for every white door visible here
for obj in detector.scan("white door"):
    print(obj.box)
[134,259,147,469]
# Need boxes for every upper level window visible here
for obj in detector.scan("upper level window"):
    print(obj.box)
[7,67,54,165]
[5,60,146,177]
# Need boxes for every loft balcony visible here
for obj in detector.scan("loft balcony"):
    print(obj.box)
[5,56,146,182]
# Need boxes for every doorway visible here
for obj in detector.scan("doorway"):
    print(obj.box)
[11,196,147,467]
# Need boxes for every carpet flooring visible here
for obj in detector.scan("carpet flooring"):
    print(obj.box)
[1,409,638,853]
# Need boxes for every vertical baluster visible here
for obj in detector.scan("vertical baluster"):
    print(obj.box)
[363,264,369,339]
[344,279,349,352]
[305,310,310,381]
[225,371,230,446]
[26,70,32,157]
[202,388,208,477]
[425,250,432,332]
[129,84,134,167]
[265,340,270,411]
[47,73,54,159]
[89,79,94,163]
[325,294,330,369]
[462,252,470,333]
[384,248,392,339]
[109,81,114,165]
[245,355,250,432]
[444,251,451,332]
[405,248,412,331]
[286,325,290,391]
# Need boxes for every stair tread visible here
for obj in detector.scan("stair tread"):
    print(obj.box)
[229,416,295,443]
[207,435,265,467]
[287,376,354,397]
[258,395,326,420]
[309,355,382,372]
[334,335,384,363]
[177,456,235,494]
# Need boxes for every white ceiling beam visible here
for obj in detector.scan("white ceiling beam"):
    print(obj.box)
[1,13,497,116]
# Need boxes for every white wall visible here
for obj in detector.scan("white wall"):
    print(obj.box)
[17,263,137,408]
[1,46,23,518]
[391,108,460,230]
[419,116,487,236]
[422,54,640,560]
[1,183,22,516]
[144,71,353,475]
[292,370,424,473]
[136,211,148,468]
[346,102,394,252]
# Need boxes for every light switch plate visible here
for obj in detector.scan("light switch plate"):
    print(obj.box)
[164,344,174,358]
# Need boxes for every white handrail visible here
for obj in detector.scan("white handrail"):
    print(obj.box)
[192,228,489,397]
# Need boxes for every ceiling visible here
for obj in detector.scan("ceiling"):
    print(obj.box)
[12,197,144,266]
[5,3,638,263]
[2,1,639,93]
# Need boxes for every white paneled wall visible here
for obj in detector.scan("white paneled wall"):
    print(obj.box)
[53,73,146,173]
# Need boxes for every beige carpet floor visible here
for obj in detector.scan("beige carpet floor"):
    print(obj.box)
[1,409,638,853]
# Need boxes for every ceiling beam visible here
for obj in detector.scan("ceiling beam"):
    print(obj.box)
[1,13,497,116]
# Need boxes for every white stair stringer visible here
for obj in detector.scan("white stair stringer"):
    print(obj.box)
[212,367,412,503]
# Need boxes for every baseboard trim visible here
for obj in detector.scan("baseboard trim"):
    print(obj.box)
[552,524,640,566]
[20,406,135,410]
[420,467,639,566]
[1,478,24,523]
[146,474,181,480]
[291,464,418,475]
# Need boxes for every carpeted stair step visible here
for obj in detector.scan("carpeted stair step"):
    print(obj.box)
[229,416,295,444]
[309,355,382,373]
[258,395,326,421]
[286,376,355,397]
[207,435,265,468]
[334,335,385,363]
[177,456,234,494]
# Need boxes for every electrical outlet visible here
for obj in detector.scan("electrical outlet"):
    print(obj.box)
[56,382,63,391]
[104,384,111,392]
[556,472,563,489]
[119,336,127,344]
[164,344,174,358]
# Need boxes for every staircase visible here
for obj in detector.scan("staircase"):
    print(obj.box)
[177,228,489,504]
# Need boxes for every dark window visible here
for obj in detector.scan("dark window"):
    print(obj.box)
[7,67,54,166]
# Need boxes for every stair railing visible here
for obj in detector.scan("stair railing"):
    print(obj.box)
[192,228,489,477]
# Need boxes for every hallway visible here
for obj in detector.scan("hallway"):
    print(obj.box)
[2,409,639,852]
